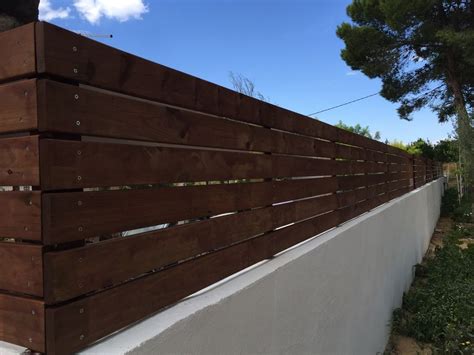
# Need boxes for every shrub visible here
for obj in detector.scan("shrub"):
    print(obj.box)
[392,227,474,353]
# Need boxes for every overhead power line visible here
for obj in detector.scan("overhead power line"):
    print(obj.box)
[307,84,444,117]
[307,92,380,116]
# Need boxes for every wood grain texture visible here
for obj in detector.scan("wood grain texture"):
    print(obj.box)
[35,22,409,157]
[43,181,273,244]
[39,139,270,190]
[0,135,39,186]
[0,242,43,296]
[44,209,341,354]
[45,234,271,355]
[43,194,337,303]
[0,79,37,134]
[42,177,337,244]
[0,191,41,240]
[38,80,339,158]
[0,23,36,82]
[44,207,272,303]
[39,139,365,190]
[0,292,45,352]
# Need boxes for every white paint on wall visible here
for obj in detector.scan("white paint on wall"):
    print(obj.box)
[1,179,443,355]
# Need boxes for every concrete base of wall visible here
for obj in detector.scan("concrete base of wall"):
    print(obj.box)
[1,179,444,355]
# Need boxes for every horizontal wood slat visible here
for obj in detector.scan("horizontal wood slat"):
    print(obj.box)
[44,210,339,354]
[0,243,43,296]
[43,177,338,244]
[44,207,272,303]
[338,173,386,190]
[44,233,269,355]
[0,79,38,134]
[273,177,339,202]
[38,80,340,158]
[44,194,337,302]
[0,24,36,82]
[0,136,39,186]
[0,191,41,240]
[272,210,340,254]
[39,139,384,190]
[0,293,45,352]
[42,182,271,244]
[35,22,407,156]
[0,21,444,354]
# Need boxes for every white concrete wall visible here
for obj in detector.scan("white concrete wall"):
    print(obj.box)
[0,179,443,355]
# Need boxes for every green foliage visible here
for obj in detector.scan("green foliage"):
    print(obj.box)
[335,120,381,140]
[392,226,474,353]
[441,187,459,217]
[406,138,435,158]
[440,187,473,222]
[452,197,474,223]
[337,0,474,122]
[387,139,407,151]
[433,139,458,162]
[387,137,457,161]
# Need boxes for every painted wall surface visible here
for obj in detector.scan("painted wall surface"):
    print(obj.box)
[0,179,443,355]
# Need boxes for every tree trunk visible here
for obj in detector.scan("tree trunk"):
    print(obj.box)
[446,51,473,188]
[0,0,39,32]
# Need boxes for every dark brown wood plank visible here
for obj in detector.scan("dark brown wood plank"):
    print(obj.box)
[387,179,411,192]
[44,194,337,302]
[39,139,272,190]
[0,23,36,82]
[337,189,368,208]
[338,173,386,190]
[44,233,271,355]
[39,139,358,190]
[388,187,411,200]
[43,177,338,244]
[0,292,45,352]
[0,242,43,296]
[37,80,272,152]
[0,135,39,186]
[272,177,338,202]
[44,207,272,303]
[44,209,339,354]
[35,22,405,156]
[272,210,340,254]
[338,198,373,222]
[0,79,37,134]
[0,191,41,240]
[43,182,274,244]
[38,80,338,158]
[272,194,337,227]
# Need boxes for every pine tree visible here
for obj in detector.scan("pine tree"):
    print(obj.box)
[337,0,473,184]
[0,1,39,32]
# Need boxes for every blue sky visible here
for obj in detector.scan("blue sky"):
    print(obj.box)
[40,0,454,144]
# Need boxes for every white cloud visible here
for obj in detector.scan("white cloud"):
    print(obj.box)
[346,70,359,76]
[74,0,148,24]
[39,0,71,21]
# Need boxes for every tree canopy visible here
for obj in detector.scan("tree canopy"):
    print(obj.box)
[388,137,458,162]
[337,0,473,122]
[337,0,473,184]
[335,120,381,140]
[0,1,39,32]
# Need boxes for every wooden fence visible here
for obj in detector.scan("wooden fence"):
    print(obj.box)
[0,22,442,354]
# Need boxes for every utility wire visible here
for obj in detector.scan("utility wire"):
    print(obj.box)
[308,92,380,116]
[307,83,443,116]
